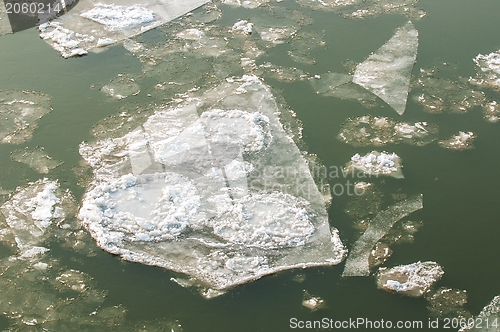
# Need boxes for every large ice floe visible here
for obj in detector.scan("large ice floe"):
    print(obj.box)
[0,89,53,144]
[376,261,444,297]
[342,194,423,277]
[311,22,418,115]
[78,76,346,293]
[39,0,210,58]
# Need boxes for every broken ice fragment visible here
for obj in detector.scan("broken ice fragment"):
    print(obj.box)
[342,194,423,277]
[222,0,271,8]
[439,131,475,151]
[0,90,53,144]
[232,20,253,35]
[483,101,500,123]
[78,76,346,291]
[414,68,486,114]
[470,50,500,91]
[39,0,210,57]
[460,296,500,332]
[80,4,156,31]
[425,288,471,319]
[101,74,141,99]
[345,151,404,178]
[302,291,325,311]
[376,261,444,297]
[338,115,438,147]
[353,21,418,115]
[368,242,392,268]
[11,147,63,174]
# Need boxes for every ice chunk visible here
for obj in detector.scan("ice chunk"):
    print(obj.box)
[0,1,12,36]
[101,74,141,99]
[0,179,75,253]
[338,115,438,147]
[302,291,325,311]
[342,194,423,276]
[352,21,418,115]
[11,146,63,174]
[460,296,500,332]
[439,131,475,151]
[0,90,53,144]
[414,68,486,114]
[78,76,346,291]
[232,20,253,35]
[483,100,500,123]
[345,151,404,178]
[222,0,271,8]
[425,288,470,319]
[376,261,444,297]
[80,4,156,31]
[39,0,210,57]
[470,50,500,91]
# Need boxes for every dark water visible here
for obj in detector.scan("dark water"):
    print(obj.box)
[0,1,499,331]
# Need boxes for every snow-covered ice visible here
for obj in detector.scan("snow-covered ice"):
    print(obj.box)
[439,131,475,151]
[353,21,418,115]
[345,151,404,178]
[376,261,444,297]
[232,20,253,35]
[39,0,210,58]
[470,50,500,91]
[338,115,438,147]
[460,296,500,332]
[0,89,53,144]
[78,76,346,292]
[342,194,423,277]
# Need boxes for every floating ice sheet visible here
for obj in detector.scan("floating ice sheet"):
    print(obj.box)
[342,194,423,277]
[353,21,418,115]
[483,101,500,123]
[376,261,444,297]
[345,151,404,178]
[78,76,346,292]
[39,0,210,58]
[470,50,500,91]
[338,115,438,147]
[0,89,53,144]
[439,131,475,151]
[11,146,63,174]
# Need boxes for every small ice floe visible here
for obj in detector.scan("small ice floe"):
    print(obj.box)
[257,27,297,44]
[425,288,470,319]
[302,291,325,311]
[176,28,205,40]
[470,50,500,91]
[353,21,418,115]
[414,68,486,114]
[345,151,404,178]
[39,0,210,57]
[459,296,500,332]
[100,74,141,99]
[0,90,53,144]
[376,261,444,297]
[338,115,438,147]
[439,131,475,150]
[11,146,63,174]
[222,0,270,8]
[78,76,346,292]
[232,20,253,35]
[258,62,309,82]
[483,101,500,123]
[80,3,155,31]
[342,195,423,277]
